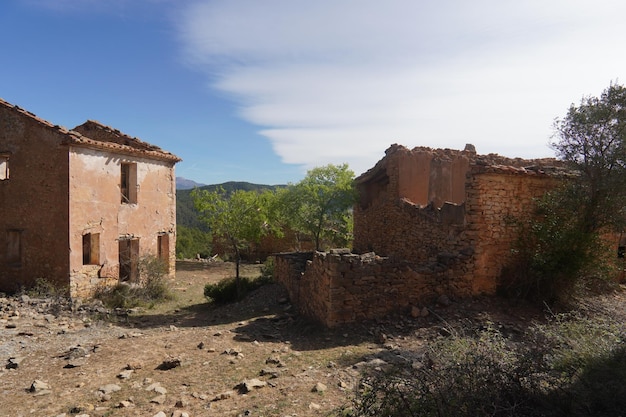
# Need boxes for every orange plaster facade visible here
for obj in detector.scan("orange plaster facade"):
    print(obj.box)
[0,99,180,298]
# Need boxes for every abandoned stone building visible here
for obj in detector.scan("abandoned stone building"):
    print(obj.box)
[0,98,180,298]
[275,144,574,327]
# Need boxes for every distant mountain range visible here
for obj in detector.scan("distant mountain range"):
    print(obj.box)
[176,177,206,190]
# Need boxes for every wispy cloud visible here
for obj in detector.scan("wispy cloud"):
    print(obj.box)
[178,0,626,175]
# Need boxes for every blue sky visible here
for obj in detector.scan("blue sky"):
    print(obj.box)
[2,1,626,185]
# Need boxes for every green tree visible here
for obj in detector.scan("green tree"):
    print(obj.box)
[280,164,357,251]
[507,83,626,301]
[191,187,270,295]
[552,82,626,233]
[175,225,212,259]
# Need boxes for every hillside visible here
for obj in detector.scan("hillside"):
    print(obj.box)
[176,181,283,230]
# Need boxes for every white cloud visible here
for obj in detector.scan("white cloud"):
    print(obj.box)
[178,0,626,176]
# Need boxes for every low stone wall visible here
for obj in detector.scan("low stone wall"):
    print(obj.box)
[275,249,473,327]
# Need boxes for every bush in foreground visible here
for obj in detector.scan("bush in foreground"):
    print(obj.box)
[342,313,626,417]
[95,256,174,309]
[204,262,273,304]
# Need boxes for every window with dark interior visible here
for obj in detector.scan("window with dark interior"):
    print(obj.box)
[6,229,22,266]
[120,163,137,204]
[82,233,100,265]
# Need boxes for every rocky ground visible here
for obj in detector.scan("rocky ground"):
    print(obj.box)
[1,261,624,417]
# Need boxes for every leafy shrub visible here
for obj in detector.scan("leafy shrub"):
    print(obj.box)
[344,314,626,417]
[26,278,69,298]
[204,277,244,303]
[204,270,273,304]
[260,256,275,279]
[501,185,614,303]
[95,256,173,309]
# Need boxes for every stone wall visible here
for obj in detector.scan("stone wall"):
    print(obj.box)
[275,249,473,327]
[464,169,559,292]
[275,144,567,326]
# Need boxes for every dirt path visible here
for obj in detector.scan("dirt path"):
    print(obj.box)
[1,261,624,417]
[0,262,380,417]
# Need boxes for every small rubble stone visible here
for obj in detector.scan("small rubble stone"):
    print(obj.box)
[98,384,121,395]
[153,412,167,417]
[312,382,327,393]
[172,411,190,417]
[146,382,167,394]
[6,356,25,369]
[29,379,51,394]
[117,369,133,379]
[117,400,134,408]
[64,358,87,368]
[236,378,267,393]
[126,360,143,370]
[157,357,182,370]
[211,391,234,401]
[150,394,167,404]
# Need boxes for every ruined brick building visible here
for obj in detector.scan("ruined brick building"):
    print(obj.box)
[0,98,180,298]
[276,144,573,326]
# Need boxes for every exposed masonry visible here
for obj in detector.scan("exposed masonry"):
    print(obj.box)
[0,98,180,298]
[275,144,572,327]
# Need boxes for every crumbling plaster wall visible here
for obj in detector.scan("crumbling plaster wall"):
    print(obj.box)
[69,147,177,298]
[354,145,474,264]
[0,105,70,292]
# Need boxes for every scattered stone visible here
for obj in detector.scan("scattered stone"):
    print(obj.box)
[64,358,87,368]
[66,345,89,359]
[153,412,167,417]
[211,390,234,401]
[150,394,167,405]
[5,323,17,329]
[157,357,182,370]
[197,341,205,349]
[259,368,281,378]
[126,360,143,370]
[312,382,327,393]
[309,402,321,410]
[29,379,51,395]
[172,411,190,417]
[146,382,167,394]
[421,307,430,317]
[117,369,133,379]
[265,355,284,367]
[236,378,267,393]
[6,356,25,369]
[98,384,121,395]
[410,306,421,318]
[117,400,134,408]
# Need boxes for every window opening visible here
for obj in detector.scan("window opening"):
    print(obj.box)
[119,238,139,281]
[158,233,170,273]
[7,229,22,266]
[0,153,9,180]
[120,163,137,204]
[82,233,100,265]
